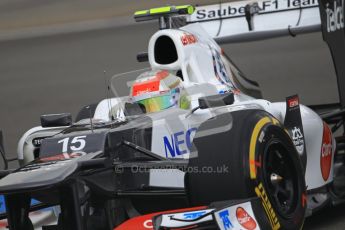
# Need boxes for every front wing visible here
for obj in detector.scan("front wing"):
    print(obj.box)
[115,197,271,230]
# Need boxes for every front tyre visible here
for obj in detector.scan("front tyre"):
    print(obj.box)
[186,110,306,230]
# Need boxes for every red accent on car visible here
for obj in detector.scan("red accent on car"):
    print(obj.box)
[39,152,83,162]
[0,220,7,228]
[321,122,333,181]
[181,33,197,46]
[302,192,307,208]
[288,97,299,108]
[236,207,257,230]
[156,70,169,79]
[233,89,241,95]
[114,206,207,230]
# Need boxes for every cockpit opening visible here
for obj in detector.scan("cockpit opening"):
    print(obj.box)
[154,36,178,65]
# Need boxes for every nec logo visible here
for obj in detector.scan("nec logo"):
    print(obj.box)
[163,128,197,158]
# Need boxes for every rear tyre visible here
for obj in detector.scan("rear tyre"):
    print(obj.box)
[186,110,306,230]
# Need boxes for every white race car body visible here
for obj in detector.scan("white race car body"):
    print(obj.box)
[18,22,334,204]
[5,1,345,229]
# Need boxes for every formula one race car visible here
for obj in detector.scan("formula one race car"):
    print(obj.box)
[0,2,345,230]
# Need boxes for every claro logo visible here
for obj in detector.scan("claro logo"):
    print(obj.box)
[326,0,345,32]
[236,207,257,230]
[321,122,333,181]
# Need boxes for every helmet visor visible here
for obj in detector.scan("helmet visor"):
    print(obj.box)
[137,94,176,113]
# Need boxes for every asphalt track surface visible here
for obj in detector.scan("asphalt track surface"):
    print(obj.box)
[0,22,344,229]
[0,0,216,32]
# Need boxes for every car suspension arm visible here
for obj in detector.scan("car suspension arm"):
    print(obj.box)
[122,140,167,161]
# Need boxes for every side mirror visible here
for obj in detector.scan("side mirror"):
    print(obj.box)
[198,92,235,109]
[137,52,148,62]
[40,113,72,127]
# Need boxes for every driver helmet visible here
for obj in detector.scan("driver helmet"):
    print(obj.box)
[129,70,190,113]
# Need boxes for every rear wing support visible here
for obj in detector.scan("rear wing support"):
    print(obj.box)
[318,0,345,108]
[134,5,195,30]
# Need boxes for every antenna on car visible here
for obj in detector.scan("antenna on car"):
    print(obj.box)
[134,5,195,30]
[103,70,114,122]
[86,105,94,133]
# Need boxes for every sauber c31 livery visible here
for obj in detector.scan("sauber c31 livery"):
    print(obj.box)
[0,2,345,230]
